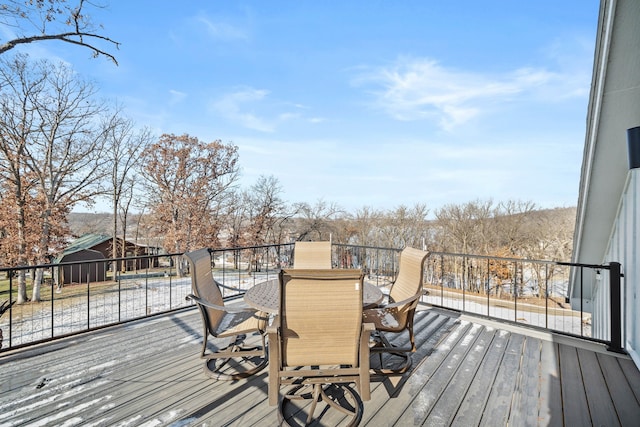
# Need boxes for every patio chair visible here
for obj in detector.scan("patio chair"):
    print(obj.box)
[363,246,429,374]
[184,248,268,380]
[268,268,374,426]
[293,241,332,269]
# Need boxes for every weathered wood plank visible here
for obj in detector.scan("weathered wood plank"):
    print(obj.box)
[508,336,542,427]
[422,327,496,426]
[479,333,525,426]
[2,306,640,427]
[597,352,640,426]
[577,348,620,427]
[360,310,458,425]
[619,356,640,404]
[390,322,485,425]
[558,344,591,427]
[0,312,202,424]
[450,329,510,427]
[537,339,562,426]
[365,319,475,426]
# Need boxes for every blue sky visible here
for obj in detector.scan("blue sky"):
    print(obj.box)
[10,1,600,214]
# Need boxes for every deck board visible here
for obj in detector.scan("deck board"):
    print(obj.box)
[395,322,485,425]
[578,348,621,427]
[422,326,496,426]
[508,337,541,427]
[479,333,525,426]
[559,344,591,426]
[450,328,509,427]
[537,339,563,425]
[598,353,640,426]
[1,305,639,426]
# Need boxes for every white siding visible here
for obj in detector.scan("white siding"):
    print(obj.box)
[602,170,639,365]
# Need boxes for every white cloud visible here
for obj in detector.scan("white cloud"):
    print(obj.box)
[195,14,249,41]
[211,87,324,132]
[278,112,301,121]
[168,89,187,105]
[212,87,275,132]
[353,56,582,131]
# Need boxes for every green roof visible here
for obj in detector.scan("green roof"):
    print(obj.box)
[56,233,111,261]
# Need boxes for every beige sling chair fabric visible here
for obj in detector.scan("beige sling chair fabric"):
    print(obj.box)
[362,246,429,374]
[185,248,267,380]
[268,268,374,426]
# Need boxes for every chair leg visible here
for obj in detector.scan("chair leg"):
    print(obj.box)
[202,332,268,380]
[306,385,322,424]
[370,331,413,375]
[278,384,363,427]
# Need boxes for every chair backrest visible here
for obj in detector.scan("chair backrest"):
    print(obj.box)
[293,241,332,269]
[184,248,225,332]
[278,268,363,367]
[389,247,429,310]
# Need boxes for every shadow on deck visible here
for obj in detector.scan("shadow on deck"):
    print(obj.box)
[1,305,639,426]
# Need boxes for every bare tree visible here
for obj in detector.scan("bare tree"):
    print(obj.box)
[434,200,496,291]
[494,200,537,256]
[350,206,384,247]
[245,175,286,246]
[103,111,152,275]
[435,200,485,254]
[294,199,344,242]
[381,204,430,249]
[0,0,119,63]
[0,56,37,302]
[6,55,110,301]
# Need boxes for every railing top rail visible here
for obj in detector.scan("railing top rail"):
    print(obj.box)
[1,244,619,274]
[0,243,296,274]
[429,250,580,267]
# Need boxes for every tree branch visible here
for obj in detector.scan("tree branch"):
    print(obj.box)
[0,32,120,64]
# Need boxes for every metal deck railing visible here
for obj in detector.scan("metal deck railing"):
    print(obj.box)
[0,243,624,353]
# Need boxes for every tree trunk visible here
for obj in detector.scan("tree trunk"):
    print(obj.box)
[15,199,28,304]
[33,206,53,302]
[32,268,44,301]
[112,199,118,280]
[16,270,28,304]
[121,222,128,272]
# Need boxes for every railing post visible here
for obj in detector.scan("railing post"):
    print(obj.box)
[608,262,624,353]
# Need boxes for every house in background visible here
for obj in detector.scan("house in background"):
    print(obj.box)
[572,0,640,368]
[55,234,158,284]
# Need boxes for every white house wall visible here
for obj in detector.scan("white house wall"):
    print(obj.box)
[604,171,639,365]
[573,0,640,368]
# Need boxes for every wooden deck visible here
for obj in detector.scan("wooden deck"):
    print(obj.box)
[1,305,639,426]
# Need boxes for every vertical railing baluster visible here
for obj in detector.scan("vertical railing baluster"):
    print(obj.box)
[440,254,444,307]
[580,266,584,337]
[50,266,54,338]
[513,261,518,323]
[545,264,549,329]
[486,258,490,317]
[87,266,91,331]
[222,249,226,292]
[118,267,121,322]
[462,256,466,312]
[9,269,13,348]
[145,261,149,316]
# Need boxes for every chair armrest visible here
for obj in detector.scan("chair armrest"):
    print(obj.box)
[267,315,281,406]
[266,319,279,336]
[185,294,257,314]
[376,292,423,310]
[214,279,247,294]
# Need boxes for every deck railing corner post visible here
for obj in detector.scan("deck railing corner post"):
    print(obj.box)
[607,261,624,353]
